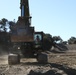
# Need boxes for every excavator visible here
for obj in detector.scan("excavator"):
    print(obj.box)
[10,0,43,56]
[8,0,49,64]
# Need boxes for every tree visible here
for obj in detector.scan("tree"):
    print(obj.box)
[0,18,15,45]
[43,33,53,50]
[68,37,76,44]
[53,36,63,43]
[62,41,67,45]
[8,21,15,31]
[0,18,16,32]
[0,18,8,32]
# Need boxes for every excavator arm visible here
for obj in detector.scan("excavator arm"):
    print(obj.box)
[21,0,30,17]
[20,0,31,25]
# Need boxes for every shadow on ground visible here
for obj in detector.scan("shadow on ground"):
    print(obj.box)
[26,63,76,75]
[51,63,76,75]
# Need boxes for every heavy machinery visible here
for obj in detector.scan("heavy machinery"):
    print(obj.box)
[10,0,44,58]
[11,0,43,56]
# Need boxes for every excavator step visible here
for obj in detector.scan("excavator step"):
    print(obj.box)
[8,54,20,65]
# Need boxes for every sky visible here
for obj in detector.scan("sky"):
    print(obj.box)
[0,0,76,41]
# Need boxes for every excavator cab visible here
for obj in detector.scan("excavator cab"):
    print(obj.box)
[34,32,43,50]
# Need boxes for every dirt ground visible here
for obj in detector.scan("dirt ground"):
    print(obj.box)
[0,49,76,75]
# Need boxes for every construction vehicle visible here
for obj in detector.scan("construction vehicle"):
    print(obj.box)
[9,0,50,63]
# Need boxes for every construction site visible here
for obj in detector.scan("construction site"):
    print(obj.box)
[0,44,76,75]
[0,0,76,75]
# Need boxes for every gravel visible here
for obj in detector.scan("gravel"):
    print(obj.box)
[0,50,76,75]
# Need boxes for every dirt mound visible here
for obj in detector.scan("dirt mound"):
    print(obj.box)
[66,44,76,50]
[0,44,9,55]
[51,44,76,53]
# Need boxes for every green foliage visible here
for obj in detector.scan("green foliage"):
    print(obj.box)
[9,21,15,30]
[62,41,67,45]
[68,37,76,44]
[0,18,15,32]
[0,18,15,45]
[0,18,8,32]
[0,18,8,25]
[53,36,63,43]
[43,34,53,50]
[1,18,8,25]
[43,33,53,42]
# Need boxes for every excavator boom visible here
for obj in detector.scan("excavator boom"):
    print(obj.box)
[21,0,30,17]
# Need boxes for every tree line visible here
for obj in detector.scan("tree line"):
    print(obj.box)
[0,18,76,45]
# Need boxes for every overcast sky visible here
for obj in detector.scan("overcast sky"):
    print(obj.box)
[0,0,76,41]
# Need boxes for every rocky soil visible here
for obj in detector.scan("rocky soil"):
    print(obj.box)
[0,44,76,75]
[0,49,76,75]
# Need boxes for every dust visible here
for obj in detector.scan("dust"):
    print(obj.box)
[0,47,8,64]
[0,55,8,64]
